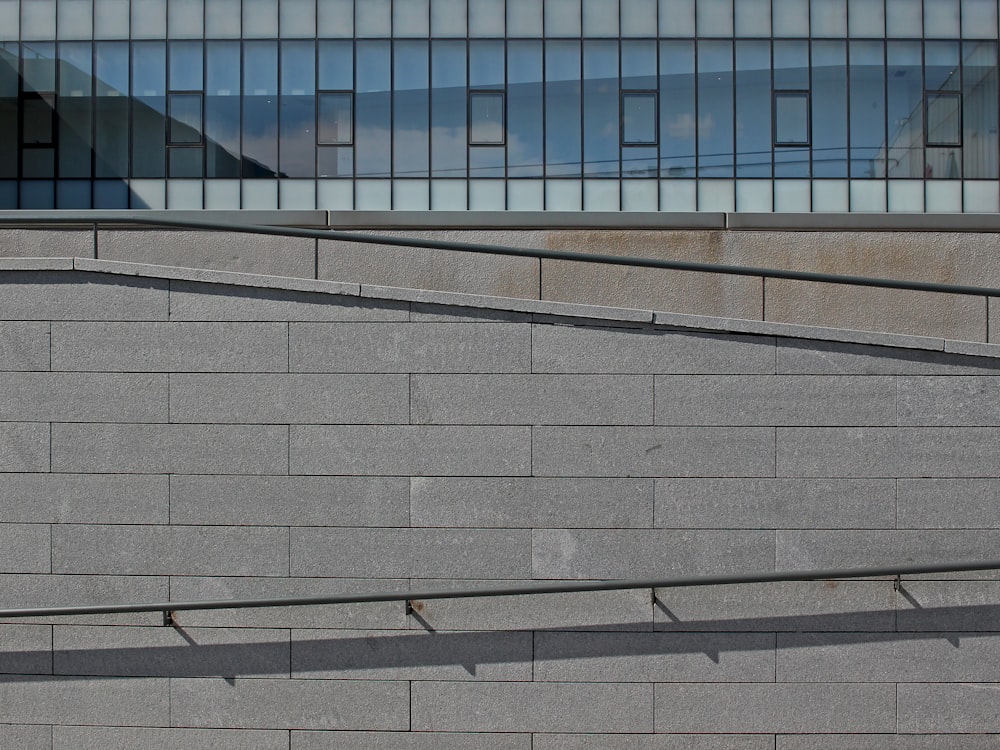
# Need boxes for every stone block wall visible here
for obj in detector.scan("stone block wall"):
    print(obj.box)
[1,261,1000,746]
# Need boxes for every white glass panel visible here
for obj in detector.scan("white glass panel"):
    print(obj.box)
[963,0,998,37]
[812,180,850,213]
[129,179,167,209]
[206,0,241,37]
[22,0,56,39]
[886,0,922,36]
[394,0,429,36]
[58,0,94,40]
[621,0,657,36]
[95,0,129,37]
[432,0,467,36]
[132,0,166,39]
[318,0,353,37]
[168,0,203,38]
[698,179,735,211]
[697,0,732,36]
[736,179,773,211]
[887,180,924,211]
[848,179,886,210]
[772,0,809,36]
[167,179,203,209]
[812,0,847,36]
[280,179,316,208]
[356,0,390,36]
[583,179,620,210]
[508,0,543,36]
[280,0,316,37]
[243,0,279,37]
[317,180,354,209]
[204,179,240,208]
[0,0,18,40]
[659,0,695,36]
[924,0,960,36]
[546,0,581,36]
[583,0,618,36]
[660,179,696,210]
[469,179,505,209]
[926,180,962,211]
[774,179,811,211]
[621,180,657,210]
[431,179,467,209]
[507,179,544,209]
[470,0,505,35]
[735,0,770,36]
[546,179,582,210]
[964,181,999,211]
[242,180,279,209]
[849,0,885,37]
[392,180,429,209]
[355,179,391,209]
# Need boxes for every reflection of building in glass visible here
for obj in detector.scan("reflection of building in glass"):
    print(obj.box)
[1,0,999,211]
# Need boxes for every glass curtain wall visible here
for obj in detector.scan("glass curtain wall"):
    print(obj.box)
[0,0,998,211]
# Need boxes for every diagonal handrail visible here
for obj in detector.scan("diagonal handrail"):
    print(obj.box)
[2,213,1000,298]
[0,560,997,621]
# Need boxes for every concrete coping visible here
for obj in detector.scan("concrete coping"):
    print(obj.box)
[2,255,998,360]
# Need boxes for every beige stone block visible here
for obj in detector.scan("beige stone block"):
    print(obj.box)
[97,229,316,278]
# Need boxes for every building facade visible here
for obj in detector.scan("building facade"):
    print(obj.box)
[1,0,999,212]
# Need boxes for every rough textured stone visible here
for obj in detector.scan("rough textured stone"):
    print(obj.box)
[894,581,1000,632]
[0,422,50,472]
[0,725,50,750]
[0,675,169,726]
[0,229,93,258]
[897,479,1000,528]
[0,322,50,371]
[777,338,1000,375]
[0,473,167,525]
[898,376,1000,425]
[0,271,167,321]
[0,373,167,422]
[52,727,288,750]
[535,735,772,750]
[0,624,52,675]
[0,524,51,573]
[0,574,168,626]
[292,732,529,749]
[777,736,1000,749]
[897,683,1000,733]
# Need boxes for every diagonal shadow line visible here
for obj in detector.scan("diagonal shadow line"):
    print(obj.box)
[0,601,998,682]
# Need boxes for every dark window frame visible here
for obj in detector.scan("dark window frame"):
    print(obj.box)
[167,90,204,146]
[21,90,56,147]
[317,90,354,146]
[620,89,658,147]
[773,89,811,148]
[468,89,505,147]
[924,90,962,148]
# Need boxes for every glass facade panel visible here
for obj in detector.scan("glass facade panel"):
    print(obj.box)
[394,41,429,177]
[812,41,848,177]
[169,0,205,39]
[133,41,166,177]
[622,93,657,145]
[697,40,734,177]
[395,0,430,37]
[507,40,543,177]
[58,0,94,41]
[356,40,391,177]
[206,0,242,38]
[546,0,581,37]
[849,41,886,178]
[281,0,317,37]
[205,41,241,178]
[736,40,771,177]
[545,40,581,177]
[470,0,505,36]
[583,40,618,176]
[621,0,657,37]
[659,40,695,177]
[849,0,885,38]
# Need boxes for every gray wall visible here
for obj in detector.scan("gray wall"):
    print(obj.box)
[2,265,1000,746]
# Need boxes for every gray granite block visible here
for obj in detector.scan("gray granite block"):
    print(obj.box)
[0,573,168,626]
[53,625,289,678]
[53,727,287,750]
[0,725,50,750]
[52,525,289,576]
[411,681,653,732]
[0,474,167,524]
[655,478,895,529]
[170,475,408,527]
[292,732,530,750]
[653,581,895,632]
[777,338,1000,375]
[290,629,532,680]
[533,631,774,682]
[170,279,406,322]
[777,631,1000,682]
[410,374,653,425]
[898,376,1000,425]
[0,524,51,573]
[170,677,409,730]
[410,302,533,323]
[532,529,773,580]
[898,479,1000,529]
[0,372,167,422]
[51,321,288,372]
[898,683,1000,733]
[291,527,530,579]
[535,735,773,750]
[532,324,775,375]
[0,422,49,472]
[289,322,530,373]
[410,477,653,528]
[777,426,1000,478]
[778,736,1000,749]
[170,373,409,424]
[290,425,530,476]
[894,581,1000,631]
[0,322,50,371]
[0,271,168,321]
[52,424,289,474]
[0,675,169,726]
[654,375,896,426]
[532,427,775,477]
[653,683,894,733]
[0,624,52,674]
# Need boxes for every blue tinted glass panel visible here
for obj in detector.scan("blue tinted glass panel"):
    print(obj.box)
[507,40,543,177]
[470,91,504,144]
[169,41,203,91]
[281,41,315,95]
[356,41,391,178]
[963,41,998,179]
[95,42,129,177]
[849,41,886,178]
[886,41,923,178]
[583,40,618,177]
[169,93,203,144]
[470,41,504,88]
[546,40,581,177]
[242,41,278,177]
[774,92,809,144]
[394,41,429,177]
[812,41,847,177]
[319,93,353,144]
[280,42,316,177]
[206,41,241,178]
[621,41,656,89]
[622,92,657,145]
[697,40,734,177]
[59,42,94,179]
[736,40,771,178]
[659,40,695,177]
[319,41,353,91]
[132,42,166,178]
[431,40,466,178]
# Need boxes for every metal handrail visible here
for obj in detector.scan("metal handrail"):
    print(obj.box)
[1,560,997,621]
[3,214,1000,299]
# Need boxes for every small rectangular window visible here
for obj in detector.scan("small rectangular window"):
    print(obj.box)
[469,90,505,145]
[168,92,203,145]
[773,90,810,146]
[926,91,961,147]
[318,91,353,145]
[23,92,56,145]
[621,90,657,145]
